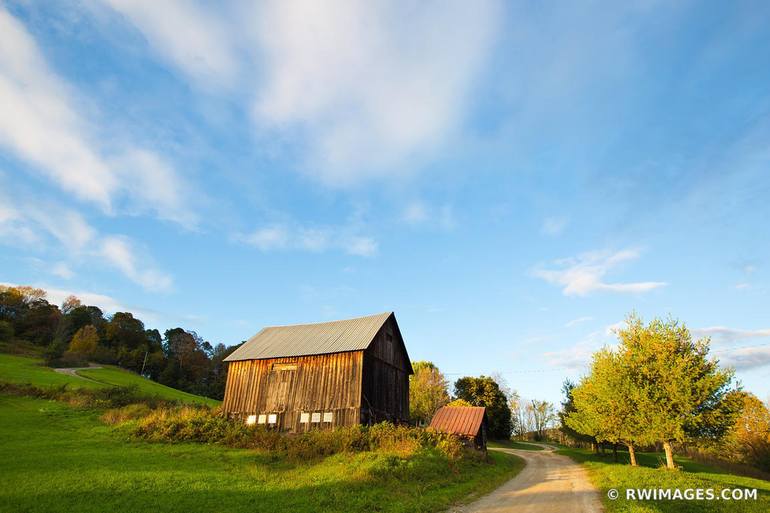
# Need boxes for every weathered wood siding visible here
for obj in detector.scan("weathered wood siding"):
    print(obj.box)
[222,352,363,432]
[360,317,410,424]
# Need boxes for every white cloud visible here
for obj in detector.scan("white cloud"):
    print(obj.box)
[720,346,770,372]
[691,326,770,344]
[401,201,455,230]
[237,224,378,257]
[0,193,172,292]
[99,236,173,292]
[541,216,569,236]
[0,7,195,227]
[51,262,74,280]
[532,248,667,296]
[565,316,593,328]
[345,236,378,257]
[252,0,501,183]
[239,226,290,251]
[99,0,239,87]
[544,322,622,370]
[402,202,429,225]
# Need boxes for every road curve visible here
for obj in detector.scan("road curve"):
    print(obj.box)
[449,444,603,513]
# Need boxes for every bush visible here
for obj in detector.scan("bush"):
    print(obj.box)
[117,406,468,462]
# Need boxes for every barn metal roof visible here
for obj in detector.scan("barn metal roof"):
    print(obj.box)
[224,312,393,362]
[429,406,487,437]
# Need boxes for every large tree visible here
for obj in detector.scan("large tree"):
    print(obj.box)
[454,375,512,439]
[409,361,450,425]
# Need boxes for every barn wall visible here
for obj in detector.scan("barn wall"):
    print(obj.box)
[222,351,363,432]
[361,354,409,424]
[360,317,410,424]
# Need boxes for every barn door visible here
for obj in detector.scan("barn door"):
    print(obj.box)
[266,363,296,411]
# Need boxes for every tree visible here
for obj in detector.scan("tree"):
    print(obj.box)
[446,398,473,407]
[510,390,530,439]
[567,348,646,465]
[529,399,557,441]
[724,392,770,471]
[409,361,450,424]
[60,295,82,315]
[620,315,736,469]
[68,325,99,356]
[454,375,512,439]
[559,380,598,450]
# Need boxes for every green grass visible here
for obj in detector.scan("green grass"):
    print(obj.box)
[488,439,545,451]
[559,447,770,513]
[0,395,525,513]
[0,353,218,405]
[77,366,219,406]
[0,353,103,389]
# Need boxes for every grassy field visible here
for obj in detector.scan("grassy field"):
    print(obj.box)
[0,395,524,513]
[0,353,218,405]
[559,447,770,513]
[488,439,545,451]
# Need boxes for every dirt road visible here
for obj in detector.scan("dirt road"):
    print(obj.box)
[450,444,603,513]
[53,365,102,383]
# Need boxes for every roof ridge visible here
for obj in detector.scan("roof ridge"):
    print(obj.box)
[261,311,392,330]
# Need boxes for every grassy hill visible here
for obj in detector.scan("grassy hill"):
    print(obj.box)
[0,394,524,512]
[0,353,218,406]
[559,447,770,513]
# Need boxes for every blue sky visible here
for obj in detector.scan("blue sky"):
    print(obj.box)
[1,1,769,405]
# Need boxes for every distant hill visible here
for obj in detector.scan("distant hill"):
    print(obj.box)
[0,353,219,406]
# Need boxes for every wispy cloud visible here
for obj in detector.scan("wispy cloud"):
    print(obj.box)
[541,216,569,236]
[719,346,770,372]
[236,224,378,257]
[99,0,239,87]
[692,326,770,344]
[544,322,622,370]
[0,7,196,227]
[565,316,593,328]
[0,191,172,292]
[532,248,667,296]
[251,0,501,183]
[401,201,455,230]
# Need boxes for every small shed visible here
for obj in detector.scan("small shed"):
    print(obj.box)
[222,312,413,432]
[429,406,488,450]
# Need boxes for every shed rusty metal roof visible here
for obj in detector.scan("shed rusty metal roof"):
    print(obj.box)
[224,312,393,362]
[429,406,486,437]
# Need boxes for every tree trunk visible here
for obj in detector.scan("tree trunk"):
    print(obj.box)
[613,443,618,462]
[662,441,676,469]
[591,442,598,453]
[627,443,637,466]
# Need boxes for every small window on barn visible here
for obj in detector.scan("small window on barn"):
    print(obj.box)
[323,412,333,423]
[311,412,321,423]
[268,414,278,424]
[246,414,257,425]
[272,363,297,371]
[257,414,267,424]
[300,412,310,423]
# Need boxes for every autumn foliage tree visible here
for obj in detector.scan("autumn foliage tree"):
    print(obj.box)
[409,361,450,425]
[68,325,99,356]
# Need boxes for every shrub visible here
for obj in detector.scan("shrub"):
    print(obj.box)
[118,406,468,462]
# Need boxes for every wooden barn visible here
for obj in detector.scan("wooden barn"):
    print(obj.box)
[222,312,413,431]
[429,406,488,450]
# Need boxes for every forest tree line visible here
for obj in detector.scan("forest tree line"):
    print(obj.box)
[0,285,240,399]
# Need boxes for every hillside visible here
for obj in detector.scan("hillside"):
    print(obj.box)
[0,353,218,406]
